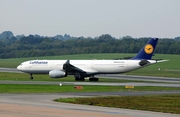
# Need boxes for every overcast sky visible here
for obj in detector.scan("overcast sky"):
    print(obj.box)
[0,0,180,38]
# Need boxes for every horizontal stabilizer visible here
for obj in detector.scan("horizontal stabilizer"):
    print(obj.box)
[156,60,169,63]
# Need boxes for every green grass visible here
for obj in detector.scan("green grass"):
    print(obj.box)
[0,84,122,93]
[55,94,180,114]
[0,84,179,93]
[0,84,112,93]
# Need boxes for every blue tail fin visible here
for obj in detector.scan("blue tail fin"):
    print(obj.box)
[132,38,158,60]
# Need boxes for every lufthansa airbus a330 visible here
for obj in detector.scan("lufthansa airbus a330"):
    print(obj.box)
[17,38,166,81]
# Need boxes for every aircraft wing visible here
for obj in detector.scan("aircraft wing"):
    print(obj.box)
[63,60,84,73]
[63,60,98,74]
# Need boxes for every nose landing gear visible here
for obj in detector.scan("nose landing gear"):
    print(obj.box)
[29,74,33,80]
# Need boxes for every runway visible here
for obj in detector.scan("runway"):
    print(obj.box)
[0,67,22,73]
[1,67,180,83]
[97,74,180,83]
[0,67,180,87]
[0,67,180,117]
[0,93,180,117]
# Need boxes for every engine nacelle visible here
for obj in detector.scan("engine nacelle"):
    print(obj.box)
[49,70,66,78]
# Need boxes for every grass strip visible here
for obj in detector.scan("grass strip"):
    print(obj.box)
[0,84,180,93]
[55,94,180,114]
[0,84,126,93]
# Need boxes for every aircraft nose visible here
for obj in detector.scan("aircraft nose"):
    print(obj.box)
[17,65,22,70]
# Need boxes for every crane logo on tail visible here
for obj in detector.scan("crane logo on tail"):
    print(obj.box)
[144,44,154,54]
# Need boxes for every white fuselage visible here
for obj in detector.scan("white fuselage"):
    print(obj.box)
[17,59,156,75]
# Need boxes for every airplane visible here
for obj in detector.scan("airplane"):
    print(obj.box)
[17,38,166,81]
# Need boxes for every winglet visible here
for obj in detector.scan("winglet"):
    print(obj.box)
[132,38,158,60]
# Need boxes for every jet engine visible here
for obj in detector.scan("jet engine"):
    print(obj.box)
[49,70,66,78]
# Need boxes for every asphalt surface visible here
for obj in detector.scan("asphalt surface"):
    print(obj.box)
[97,74,180,83]
[0,93,180,117]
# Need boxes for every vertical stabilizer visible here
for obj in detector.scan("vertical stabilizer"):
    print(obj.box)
[132,38,158,60]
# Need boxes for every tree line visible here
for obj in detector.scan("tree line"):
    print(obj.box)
[0,34,180,59]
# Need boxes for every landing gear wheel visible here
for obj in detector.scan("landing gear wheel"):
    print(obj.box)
[89,77,99,81]
[75,77,85,81]
[29,74,33,80]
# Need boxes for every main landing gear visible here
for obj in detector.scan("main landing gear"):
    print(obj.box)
[74,73,85,81]
[75,77,85,81]
[29,74,33,80]
[75,76,99,81]
[74,73,99,81]
[89,76,99,81]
